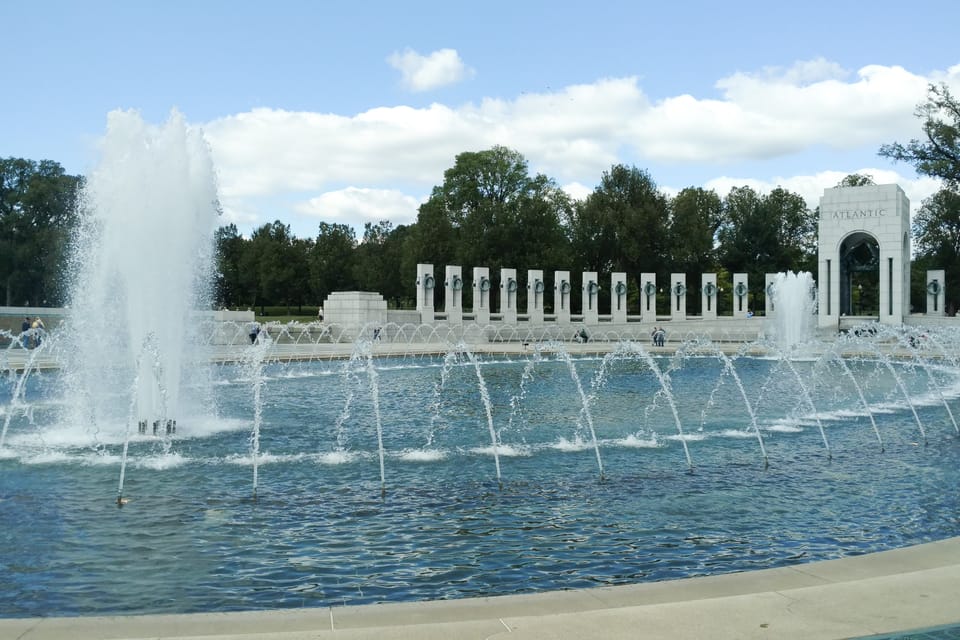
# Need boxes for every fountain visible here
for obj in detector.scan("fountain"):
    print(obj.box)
[1,115,959,620]
[63,109,220,444]
[769,271,817,349]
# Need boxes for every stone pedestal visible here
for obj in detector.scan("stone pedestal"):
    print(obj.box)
[582,271,599,325]
[669,273,687,321]
[640,273,657,323]
[416,263,436,323]
[322,291,388,338]
[444,265,463,324]
[764,273,778,317]
[611,272,628,323]
[733,273,750,318]
[473,266,491,325]
[555,271,572,324]
[927,269,946,316]
[500,268,518,324]
[701,273,718,319]
[527,269,545,324]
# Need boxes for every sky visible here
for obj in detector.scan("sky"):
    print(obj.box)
[4,0,959,241]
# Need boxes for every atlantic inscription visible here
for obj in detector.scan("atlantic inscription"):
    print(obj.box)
[822,208,888,221]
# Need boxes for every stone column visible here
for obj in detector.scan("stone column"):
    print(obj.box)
[554,270,572,325]
[500,268,518,324]
[733,273,750,318]
[701,273,718,320]
[444,265,463,324]
[669,273,687,321]
[527,269,545,324]
[640,272,657,323]
[472,266,491,325]
[582,271,599,325]
[416,263,435,323]
[764,272,778,317]
[611,272,628,324]
[926,269,946,316]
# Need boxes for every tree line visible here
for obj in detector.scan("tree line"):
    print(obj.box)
[212,151,823,317]
[2,83,958,315]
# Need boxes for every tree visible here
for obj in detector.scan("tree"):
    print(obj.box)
[668,187,722,275]
[716,186,816,294]
[214,224,245,307]
[912,188,960,314]
[310,222,357,305]
[242,221,300,313]
[572,165,670,294]
[665,187,722,314]
[0,158,81,306]
[879,83,960,188]
[354,220,400,301]
[836,173,876,187]
[412,146,572,308]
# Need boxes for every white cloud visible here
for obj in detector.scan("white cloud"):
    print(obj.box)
[700,169,943,210]
[387,48,472,92]
[294,187,423,228]
[202,60,957,234]
[561,181,592,202]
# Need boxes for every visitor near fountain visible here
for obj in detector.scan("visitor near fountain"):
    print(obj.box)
[248,320,260,344]
[20,316,30,348]
[651,326,665,346]
[30,316,44,348]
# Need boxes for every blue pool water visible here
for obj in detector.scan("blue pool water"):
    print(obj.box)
[1,349,959,617]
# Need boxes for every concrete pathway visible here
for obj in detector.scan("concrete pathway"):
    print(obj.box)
[3,537,958,640]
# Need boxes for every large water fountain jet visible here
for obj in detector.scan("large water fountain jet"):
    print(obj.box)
[62,109,220,440]
[769,271,817,349]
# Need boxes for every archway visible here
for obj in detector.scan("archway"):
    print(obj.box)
[839,232,879,317]
[818,184,911,328]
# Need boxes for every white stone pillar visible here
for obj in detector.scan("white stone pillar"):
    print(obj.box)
[500,268,518,324]
[733,273,749,318]
[582,271,599,325]
[669,273,687,321]
[611,272,628,324]
[640,272,657,323]
[764,272,778,317]
[444,265,463,324]
[416,263,435,323]
[527,269,545,324]
[472,266,491,325]
[701,273,718,319]
[927,269,946,316]
[555,270,572,324]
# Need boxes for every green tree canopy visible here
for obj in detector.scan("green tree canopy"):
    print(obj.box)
[912,188,960,313]
[242,221,303,313]
[716,186,816,279]
[0,158,81,306]
[214,223,245,307]
[572,165,670,280]
[879,83,960,188]
[836,173,876,187]
[667,187,722,275]
[412,145,572,275]
[310,222,358,305]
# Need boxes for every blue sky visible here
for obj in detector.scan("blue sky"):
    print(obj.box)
[4,0,959,239]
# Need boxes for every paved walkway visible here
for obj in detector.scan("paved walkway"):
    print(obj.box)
[2,537,958,640]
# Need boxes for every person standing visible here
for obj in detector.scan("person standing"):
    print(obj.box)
[31,317,45,348]
[21,316,31,349]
